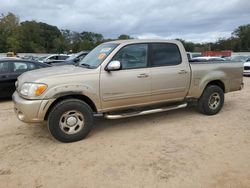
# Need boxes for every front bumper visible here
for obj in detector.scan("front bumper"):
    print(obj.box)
[12,92,51,123]
[243,70,250,76]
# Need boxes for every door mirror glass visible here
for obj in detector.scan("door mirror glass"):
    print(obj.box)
[73,57,80,63]
[106,61,121,71]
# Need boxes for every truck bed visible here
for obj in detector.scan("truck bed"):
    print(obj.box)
[187,61,243,98]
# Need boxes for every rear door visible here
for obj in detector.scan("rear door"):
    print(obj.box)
[0,61,12,98]
[100,44,151,111]
[149,43,190,103]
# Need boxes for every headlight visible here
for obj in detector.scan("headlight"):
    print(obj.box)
[20,83,47,97]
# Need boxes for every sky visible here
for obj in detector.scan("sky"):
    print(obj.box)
[1,0,250,43]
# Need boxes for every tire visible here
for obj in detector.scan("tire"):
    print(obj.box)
[47,99,94,142]
[197,85,224,115]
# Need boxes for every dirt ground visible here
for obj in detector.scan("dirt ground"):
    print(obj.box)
[0,78,250,188]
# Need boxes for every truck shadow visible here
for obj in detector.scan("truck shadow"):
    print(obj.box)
[0,97,12,102]
[28,106,200,143]
[90,106,199,137]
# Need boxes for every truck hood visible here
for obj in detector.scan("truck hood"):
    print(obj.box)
[18,65,95,85]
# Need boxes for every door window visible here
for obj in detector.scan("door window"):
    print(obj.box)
[13,62,37,73]
[112,44,148,69]
[48,56,58,60]
[150,43,182,67]
[0,62,9,74]
[58,55,69,60]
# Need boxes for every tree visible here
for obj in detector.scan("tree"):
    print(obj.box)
[232,24,250,51]
[118,34,132,40]
[71,32,82,52]
[19,21,62,53]
[0,12,20,52]
[176,39,196,52]
[79,31,104,50]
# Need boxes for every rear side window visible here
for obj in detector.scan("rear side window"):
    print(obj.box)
[58,55,69,60]
[0,62,9,74]
[48,56,58,60]
[150,43,182,66]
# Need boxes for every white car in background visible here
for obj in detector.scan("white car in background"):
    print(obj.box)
[243,57,250,76]
[190,56,225,62]
[39,54,70,65]
[231,55,249,62]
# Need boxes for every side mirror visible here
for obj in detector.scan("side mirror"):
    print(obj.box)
[73,57,80,63]
[106,61,121,71]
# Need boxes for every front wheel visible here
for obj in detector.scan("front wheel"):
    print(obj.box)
[47,99,94,142]
[197,85,224,115]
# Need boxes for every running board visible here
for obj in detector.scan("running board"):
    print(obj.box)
[104,103,187,120]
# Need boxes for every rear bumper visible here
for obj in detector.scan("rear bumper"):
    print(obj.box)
[12,92,49,123]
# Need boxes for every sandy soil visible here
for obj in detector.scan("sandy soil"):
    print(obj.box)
[0,78,250,188]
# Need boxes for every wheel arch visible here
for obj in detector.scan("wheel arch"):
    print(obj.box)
[44,94,97,121]
[205,80,225,92]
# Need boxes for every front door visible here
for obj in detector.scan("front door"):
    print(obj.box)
[0,61,12,98]
[100,44,151,111]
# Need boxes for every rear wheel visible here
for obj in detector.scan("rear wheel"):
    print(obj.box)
[47,99,94,142]
[197,85,224,115]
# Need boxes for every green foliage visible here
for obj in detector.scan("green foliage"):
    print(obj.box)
[176,39,196,52]
[0,12,20,52]
[19,21,61,53]
[232,24,250,51]
[0,12,249,53]
[118,34,133,40]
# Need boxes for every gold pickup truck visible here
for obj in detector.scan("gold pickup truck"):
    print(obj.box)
[12,39,244,142]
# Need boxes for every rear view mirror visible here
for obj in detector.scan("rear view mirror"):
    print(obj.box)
[73,57,80,63]
[106,61,121,71]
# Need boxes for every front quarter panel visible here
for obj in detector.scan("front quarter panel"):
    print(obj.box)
[44,82,100,110]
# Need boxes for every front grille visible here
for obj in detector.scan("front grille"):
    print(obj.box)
[244,66,250,70]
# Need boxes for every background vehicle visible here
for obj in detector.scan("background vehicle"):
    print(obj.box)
[186,52,202,60]
[230,55,249,62]
[243,56,250,76]
[190,56,225,62]
[6,52,15,57]
[51,51,89,66]
[40,54,70,64]
[37,56,48,62]
[13,39,243,142]
[0,59,50,98]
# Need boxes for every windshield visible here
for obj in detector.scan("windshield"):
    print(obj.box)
[38,56,48,61]
[66,53,78,61]
[231,55,249,62]
[79,43,118,68]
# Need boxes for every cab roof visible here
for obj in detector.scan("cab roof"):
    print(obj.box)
[104,39,180,45]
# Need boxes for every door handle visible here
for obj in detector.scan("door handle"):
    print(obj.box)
[178,70,188,74]
[137,73,149,78]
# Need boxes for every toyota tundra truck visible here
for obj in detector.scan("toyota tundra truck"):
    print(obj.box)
[12,39,244,142]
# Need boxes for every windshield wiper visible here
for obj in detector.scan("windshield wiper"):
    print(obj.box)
[78,63,91,68]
